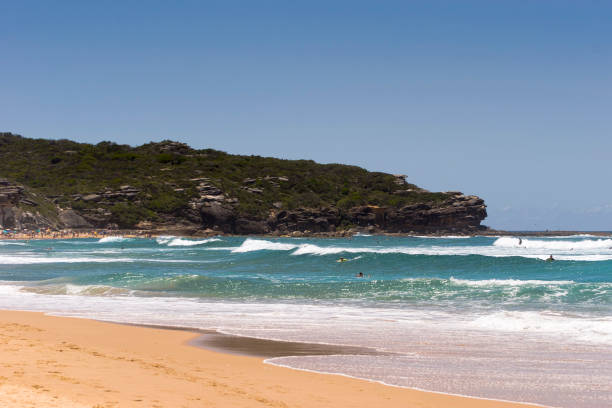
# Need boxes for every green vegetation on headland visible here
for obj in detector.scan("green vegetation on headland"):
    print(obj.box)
[0,132,487,234]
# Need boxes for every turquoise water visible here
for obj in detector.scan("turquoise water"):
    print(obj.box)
[1,235,611,407]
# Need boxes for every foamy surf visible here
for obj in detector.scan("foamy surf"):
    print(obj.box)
[0,255,197,264]
[449,278,576,287]
[202,237,612,261]
[97,236,129,243]
[469,310,612,344]
[494,236,612,250]
[156,236,221,246]
[231,238,298,253]
[21,283,136,297]
[0,255,136,264]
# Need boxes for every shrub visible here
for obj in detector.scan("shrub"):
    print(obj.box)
[110,203,154,228]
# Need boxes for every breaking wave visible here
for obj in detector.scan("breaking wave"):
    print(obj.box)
[0,255,197,264]
[156,236,221,247]
[449,278,575,287]
[493,237,612,250]
[221,239,612,261]
[414,235,471,239]
[231,239,298,253]
[21,284,135,297]
[97,236,129,243]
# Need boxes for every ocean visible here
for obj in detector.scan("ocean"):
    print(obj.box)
[0,235,610,407]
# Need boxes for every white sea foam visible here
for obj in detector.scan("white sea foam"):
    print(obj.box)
[0,241,27,246]
[449,278,575,287]
[0,255,134,264]
[523,254,612,261]
[414,235,471,239]
[292,244,360,255]
[469,310,612,344]
[156,237,221,247]
[154,236,174,244]
[21,284,135,296]
[0,282,609,348]
[541,234,612,238]
[0,255,196,264]
[97,236,128,243]
[231,239,298,253]
[205,238,612,261]
[288,240,612,261]
[494,236,612,250]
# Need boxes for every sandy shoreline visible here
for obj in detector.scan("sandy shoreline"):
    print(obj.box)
[0,310,542,408]
[1,228,610,241]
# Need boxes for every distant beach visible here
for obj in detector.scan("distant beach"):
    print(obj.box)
[2,227,611,242]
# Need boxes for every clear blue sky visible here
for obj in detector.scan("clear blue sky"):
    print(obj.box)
[2,1,611,230]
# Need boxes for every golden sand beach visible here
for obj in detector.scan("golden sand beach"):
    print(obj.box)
[0,310,539,408]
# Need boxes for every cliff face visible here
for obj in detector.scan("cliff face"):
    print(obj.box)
[0,133,487,234]
[0,179,59,230]
[196,186,487,235]
[0,178,486,235]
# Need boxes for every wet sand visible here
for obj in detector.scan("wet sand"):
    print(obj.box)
[192,330,383,358]
[131,324,384,358]
[0,310,540,408]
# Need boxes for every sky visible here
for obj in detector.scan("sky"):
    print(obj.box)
[1,0,611,230]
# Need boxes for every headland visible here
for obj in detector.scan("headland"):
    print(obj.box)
[0,132,487,237]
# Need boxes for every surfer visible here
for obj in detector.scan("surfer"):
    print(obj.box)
[546,254,555,262]
[518,237,522,246]
[337,257,348,263]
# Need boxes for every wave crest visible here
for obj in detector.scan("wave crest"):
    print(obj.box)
[493,237,612,250]
[21,284,134,297]
[231,239,298,253]
[449,278,575,287]
[97,236,128,243]
[156,236,221,247]
[231,239,612,261]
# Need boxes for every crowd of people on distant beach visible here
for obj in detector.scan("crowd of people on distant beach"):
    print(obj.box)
[0,228,153,240]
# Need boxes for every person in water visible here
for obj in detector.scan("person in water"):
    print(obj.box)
[356,272,364,278]
[337,257,348,262]
[547,254,555,261]
[518,237,522,246]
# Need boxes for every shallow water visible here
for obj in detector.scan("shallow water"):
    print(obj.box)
[0,235,610,407]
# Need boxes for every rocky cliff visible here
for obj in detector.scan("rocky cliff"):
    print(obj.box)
[0,133,487,235]
[0,179,59,230]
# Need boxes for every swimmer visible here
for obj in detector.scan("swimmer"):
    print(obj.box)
[546,254,555,262]
[356,272,364,278]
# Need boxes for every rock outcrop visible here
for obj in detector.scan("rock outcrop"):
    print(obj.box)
[260,193,486,235]
[58,209,93,229]
[0,176,487,235]
[0,179,59,230]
